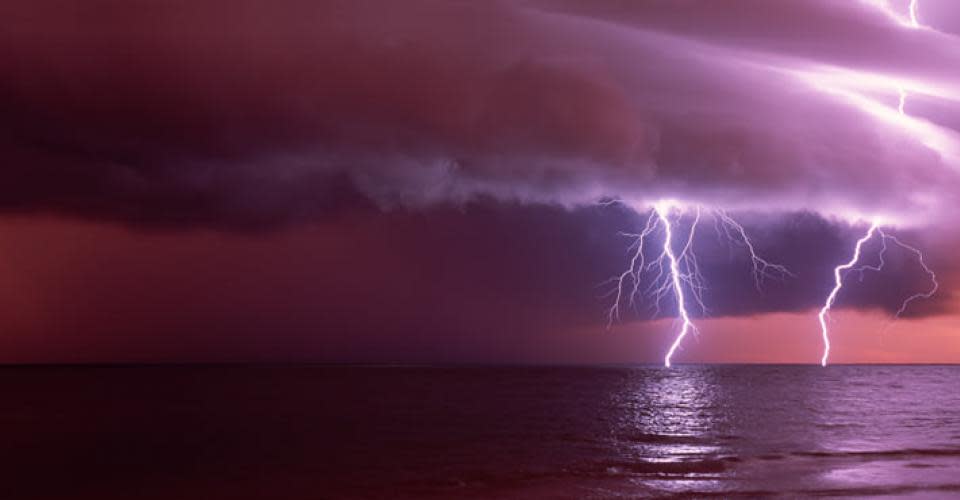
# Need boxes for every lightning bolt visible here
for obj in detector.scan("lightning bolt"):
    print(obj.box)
[882,230,939,318]
[869,0,920,118]
[817,221,880,367]
[656,202,700,368]
[862,0,922,28]
[801,3,960,166]
[817,221,938,366]
[604,202,790,367]
[606,0,938,367]
[603,202,705,368]
[812,0,939,364]
[606,210,659,327]
[715,210,795,290]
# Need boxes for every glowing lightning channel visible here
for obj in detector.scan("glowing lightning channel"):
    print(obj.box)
[861,0,922,28]
[602,202,705,367]
[818,221,880,367]
[715,210,795,290]
[604,202,790,367]
[656,202,699,368]
[606,210,659,327]
[877,229,940,319]
[871,0,919,117]
[817,221,938,366]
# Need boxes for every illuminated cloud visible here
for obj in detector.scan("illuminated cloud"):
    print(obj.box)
[2,0,959,227]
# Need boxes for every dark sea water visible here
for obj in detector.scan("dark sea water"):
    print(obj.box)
[2,365,960,499]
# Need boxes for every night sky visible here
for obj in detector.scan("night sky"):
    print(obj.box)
[2,0,960,363]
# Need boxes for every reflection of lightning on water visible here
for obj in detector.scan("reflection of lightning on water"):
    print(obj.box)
[604,202,791,367]
[817,220,939,366]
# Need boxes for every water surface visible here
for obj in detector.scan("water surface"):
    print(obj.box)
[2,365,959,498]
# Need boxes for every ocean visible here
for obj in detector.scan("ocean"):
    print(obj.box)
[2,365,959,499]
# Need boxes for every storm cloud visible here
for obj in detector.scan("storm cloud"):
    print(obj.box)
[3,0,960,227]
[0,0,958,364]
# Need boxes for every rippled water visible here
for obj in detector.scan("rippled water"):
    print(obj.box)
[2,365,959,498]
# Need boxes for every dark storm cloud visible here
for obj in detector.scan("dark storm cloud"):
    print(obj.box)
[3,0,960,227]
[4,201,946,364]
[0,0,646,226]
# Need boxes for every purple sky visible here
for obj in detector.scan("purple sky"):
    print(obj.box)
[1,0,959,363]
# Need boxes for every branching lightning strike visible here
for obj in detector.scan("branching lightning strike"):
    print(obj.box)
[817,221,939,366]
[816,0,940,366]
[605,0,940,367]
[656,203,699,368]
[604,202,791,367]
[883,231,939,318]
[817,222,880,367]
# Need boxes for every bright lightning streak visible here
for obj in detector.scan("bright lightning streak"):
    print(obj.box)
[878,229,939,319]
[606,2,939,368]
[610,202,935,367]
[795,4,960,165]
[861,0,922,28]
[656,202,699,368]
[817,221,938,366]
[797,68,960,162]
[606,210,659,327]
[818,221,880,367]
[604,202,789,367]
[715,210,795,290]
[806,0,933,361]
